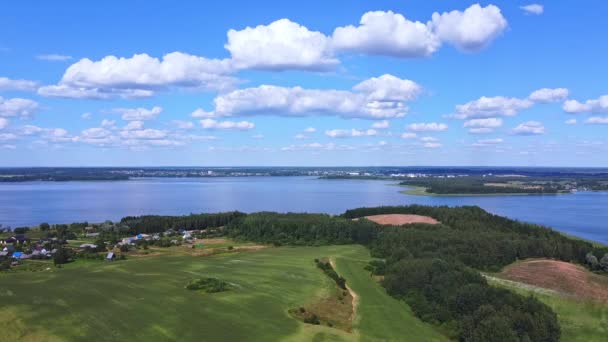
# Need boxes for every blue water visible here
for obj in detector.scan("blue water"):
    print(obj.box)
[0,177,606,244]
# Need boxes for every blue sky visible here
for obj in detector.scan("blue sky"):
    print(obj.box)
[1,1,607,166]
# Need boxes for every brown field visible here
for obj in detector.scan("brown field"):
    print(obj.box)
[500,259,608,302]
[358,214,439,226]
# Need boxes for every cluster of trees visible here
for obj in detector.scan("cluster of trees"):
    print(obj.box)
[315,259,346,290]
[399,177,559,195]
[225,212,378,246]
[585,252,608,271]
[120,211,244,234]
[383,259,560,341]
[185,277,229,293]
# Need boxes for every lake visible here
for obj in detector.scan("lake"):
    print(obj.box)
[0,176,606,244]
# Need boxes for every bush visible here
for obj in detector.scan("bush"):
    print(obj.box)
[185,278,229,293]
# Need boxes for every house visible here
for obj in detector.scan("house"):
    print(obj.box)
[84,226,96,232]
[106,252,115,261]
[79,243,97,249]
[85,232,100,238]
[0,251,8,257]
[14,235,30,244]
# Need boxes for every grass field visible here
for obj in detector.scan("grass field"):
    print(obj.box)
[0,244,444,341]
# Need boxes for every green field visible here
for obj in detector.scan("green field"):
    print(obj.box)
[0,245,444,341]
[488,276,608,342]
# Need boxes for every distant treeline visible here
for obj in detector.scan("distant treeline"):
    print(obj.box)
[399,177,559,195]
[225,205,608,341]
[119,211,245,234]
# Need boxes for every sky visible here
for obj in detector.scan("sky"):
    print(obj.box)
[0,0,607,167]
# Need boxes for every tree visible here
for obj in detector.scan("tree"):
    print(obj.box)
[600,254,608,272]
[53,246,72,266]
[39,222,50,231]
[586,252,599,269]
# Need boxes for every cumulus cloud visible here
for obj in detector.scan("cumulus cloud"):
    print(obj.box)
[0,77,38,92]
[208,74,421,119]
[101,119,116,128]
[36,54,72,61]
[0,97,39,118]
[430,4,507,52]
[453,96,533,119]
[511,121,545,135]
[113,106,162,121]
[122,121,144,131]
[0,133,17,141]
[401,132,417,139]
[563,95,608,114]
[121,128,167,140]
[81,112,92,120]
[190,108,216,118]
[528,88,568,103]
[325,128,377,138]
[585,117,608,125]
[463,117,503,133]
[520,4,544,15]
[332,11,440,58]
[419,136,438,142]
[200,119,255,130]
[565,119,577,125]
[303,127,316,133]
[407,122,448,132]
[423,142,442,149]
[371,120,390,129]
[0,118,8,130]
[39,52,236,99]
[226,19,337,71]
[472,138,504,147]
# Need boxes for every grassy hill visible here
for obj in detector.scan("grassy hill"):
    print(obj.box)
[0,245,443,341]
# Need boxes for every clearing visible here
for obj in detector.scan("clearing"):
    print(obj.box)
[358,214,439,226]
[499,259,608,303]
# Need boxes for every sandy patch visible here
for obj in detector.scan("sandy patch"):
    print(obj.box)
[500,259,608,303]
[356,214,439,226]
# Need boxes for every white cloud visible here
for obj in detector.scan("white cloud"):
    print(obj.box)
[565,119,577,125]
[303,127,316,133]
[36,54,72,61]
[463,117,503,133]
[407,122,448,132]
[18,125,44,135]
[419,136,438,142]
[0,97,39,118]
[101,119,116,128]
[423,142,442,149]
[294,133,307,140]
[401,132,417,139]
[325,128,377,138]
[122,121,144,131]
[563,95,608,114]
[81,112,92,120]
[529,88,568,103]
[209,74,421,119]
[121,129,166,140]
[511,121,545,135]
[200,119,255,130]
[190,108,216,118]
[0,77,38,92]
[371,120,390,129]
[332,11,440,58]
[113,106,162,121]
[0,118,8,130]
[0,133,17,141]
[251,134,264,139]
[81,127,112,139]
[472,138,503,147]
[39,52,236,99]
[585,117,608,125]
[226,19,337,71]
[430,4,507,52]
[172,120,194,130]
[1,144,16,149]
[453,96,533,119]
[520,4,544,15]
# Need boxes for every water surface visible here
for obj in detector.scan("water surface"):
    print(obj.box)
[0,177,606,244]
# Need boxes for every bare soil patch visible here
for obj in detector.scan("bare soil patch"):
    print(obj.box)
[358,214,439,226]
[500,259,608,303]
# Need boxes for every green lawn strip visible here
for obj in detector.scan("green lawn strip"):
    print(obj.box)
[332,249,448,342]
[487,276,608,342]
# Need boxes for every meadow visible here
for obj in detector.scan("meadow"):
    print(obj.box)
[0,244,444,341]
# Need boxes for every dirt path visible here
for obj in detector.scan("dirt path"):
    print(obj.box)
[355,214,439,226]
[330,258,359,324]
